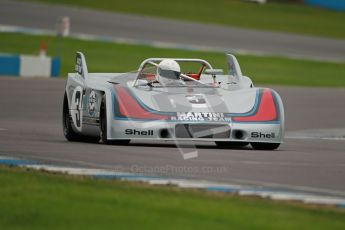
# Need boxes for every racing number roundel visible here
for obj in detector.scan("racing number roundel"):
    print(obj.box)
[88,90,96,115]
[70,86,83,132]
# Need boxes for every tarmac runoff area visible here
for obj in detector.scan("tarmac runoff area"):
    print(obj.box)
[0,77,345,206]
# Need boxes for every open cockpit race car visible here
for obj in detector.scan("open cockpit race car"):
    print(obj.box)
[63,52,284,150]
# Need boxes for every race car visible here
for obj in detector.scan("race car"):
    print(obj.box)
[62,52,284,150]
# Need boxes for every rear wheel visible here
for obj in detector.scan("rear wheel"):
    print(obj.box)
[62,92,100,143]
[215,141,249,148]
[251,142,280,150]
[100,95,130,145]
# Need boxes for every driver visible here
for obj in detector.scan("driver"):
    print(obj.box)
[156,59,183,86]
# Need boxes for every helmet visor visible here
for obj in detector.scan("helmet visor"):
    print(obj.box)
[158,68,181,79]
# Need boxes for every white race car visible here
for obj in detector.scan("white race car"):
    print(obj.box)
[63,52,284,150]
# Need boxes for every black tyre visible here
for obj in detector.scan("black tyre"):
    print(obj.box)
[63,92,84,141]
[251,142,280,150]
[100,95,130,145]
[215,141,249,148]
[63,92,100,143]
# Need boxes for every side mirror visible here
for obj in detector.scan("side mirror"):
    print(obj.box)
[205,69,223,75]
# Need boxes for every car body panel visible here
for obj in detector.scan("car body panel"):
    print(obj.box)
[64,52,285,145]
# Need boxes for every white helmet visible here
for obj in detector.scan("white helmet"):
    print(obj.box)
[157,59,181,86]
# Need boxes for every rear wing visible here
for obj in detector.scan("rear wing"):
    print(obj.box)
[75,52,88,79]
[226,53,242,78]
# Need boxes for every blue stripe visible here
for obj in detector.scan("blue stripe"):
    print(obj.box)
[111,86,279,124]
[305,0,345,11]
[126,87,262,118]
[207,186,237,193]
[126,87,176,116]
[337,204,345,209]
[0,54,60,77]
[93,174,160,180]
[0,158,37,166]
[0,55,20,76]
[51,58,61,77]
[227,89,261,117]
[111,86,176,121]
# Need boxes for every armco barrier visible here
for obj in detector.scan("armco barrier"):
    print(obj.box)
[305,0,345,11]
[0,54,60,77]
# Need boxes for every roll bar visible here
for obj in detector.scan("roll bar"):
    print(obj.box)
[137,58,213,71]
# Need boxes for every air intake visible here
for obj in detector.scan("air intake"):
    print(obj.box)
[175,124,230,138]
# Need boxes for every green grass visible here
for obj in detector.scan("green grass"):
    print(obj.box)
[21,0,345,39]
[0,165,345,230]
[0,32,344,87]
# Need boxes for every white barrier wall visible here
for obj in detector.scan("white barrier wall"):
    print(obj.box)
[0,54,60,77]
[20,55,52,78]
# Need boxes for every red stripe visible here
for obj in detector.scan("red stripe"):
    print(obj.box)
[115,85,168,120]
[233,89,277,122]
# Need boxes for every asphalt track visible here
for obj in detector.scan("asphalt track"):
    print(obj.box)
[0,0,345,62]
[0,77,344,196]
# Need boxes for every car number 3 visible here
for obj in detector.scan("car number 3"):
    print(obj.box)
[70,86,84,132]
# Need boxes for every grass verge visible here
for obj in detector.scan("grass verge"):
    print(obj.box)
[21,0,345,39]
[0,32,344,87]
[0,165,345,229]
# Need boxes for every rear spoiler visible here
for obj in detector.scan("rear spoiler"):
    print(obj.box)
[75,51,88,79]
[226,53,242,78]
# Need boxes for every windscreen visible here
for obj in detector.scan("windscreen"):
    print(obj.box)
[132,62,217,88]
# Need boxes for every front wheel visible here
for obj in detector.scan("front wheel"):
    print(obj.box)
[63,92,84,141]
[100,95,130,145]
[251,142,280,150]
